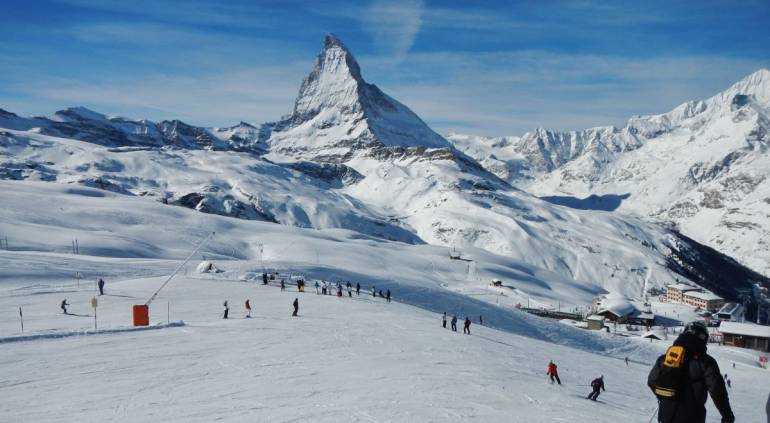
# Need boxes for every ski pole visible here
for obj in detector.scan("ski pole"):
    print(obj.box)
[648,406,658,423]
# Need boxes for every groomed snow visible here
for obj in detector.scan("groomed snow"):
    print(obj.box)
[0,181,767,422]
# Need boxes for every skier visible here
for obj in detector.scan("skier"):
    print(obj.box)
[372,286,376,297]
[223,300,229,319]
[97,278,105,296]
[587,376,605,401]
[262,272,268,285]
[378,290,383,298]
[463,316,471,334]
[547,360,561,385]
[280,279,285,291]
[315,281,320,295]
[337,283,342,297]
[451,315,458,332]
[648,321,734,423]
[292,298,299,317]
[356,282,360,296]
[347,283,352,297]
[245,299,252,318]
[625,356,629,366]
[386,289,391,303]
[724,374,731,388]
[479,314,483,325]
[442,312,447,329]
[60,299,69,314]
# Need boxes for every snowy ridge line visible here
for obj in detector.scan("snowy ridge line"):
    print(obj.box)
[0,321,185,344]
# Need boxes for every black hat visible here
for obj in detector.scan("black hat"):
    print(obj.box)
[684,321,709,343]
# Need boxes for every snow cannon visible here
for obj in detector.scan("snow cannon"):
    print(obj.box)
[133,304,149,326]
[134,231,216,327]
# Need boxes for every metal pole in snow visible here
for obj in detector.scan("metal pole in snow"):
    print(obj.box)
[91,297,98,330]
[19,307,23,332]
[146,231,215,306]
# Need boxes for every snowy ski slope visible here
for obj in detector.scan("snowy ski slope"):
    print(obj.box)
[0,181,767,422]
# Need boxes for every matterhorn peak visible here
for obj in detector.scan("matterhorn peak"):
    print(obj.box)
[268,35,449,159]
[323,33,346,50]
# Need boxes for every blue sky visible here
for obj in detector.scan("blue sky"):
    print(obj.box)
[1,0,769,135]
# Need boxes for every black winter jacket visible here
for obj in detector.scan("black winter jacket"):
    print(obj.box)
[647,333,734,423]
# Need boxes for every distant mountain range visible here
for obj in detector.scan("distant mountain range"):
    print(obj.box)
[449,68,770,277]
[1,34,766,308]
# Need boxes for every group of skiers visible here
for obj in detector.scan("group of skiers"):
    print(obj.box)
[59,278,106,314]
[221,275,394,320]
[58,270,739,423]
[441,312,477,334]
[536,321,735,422]
[223,297,299,319]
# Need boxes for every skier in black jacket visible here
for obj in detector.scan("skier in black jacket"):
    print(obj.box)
[587,376,605,401]
[647,322,734,423]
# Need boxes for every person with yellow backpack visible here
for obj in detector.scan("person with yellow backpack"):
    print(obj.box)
[647,322,734,423]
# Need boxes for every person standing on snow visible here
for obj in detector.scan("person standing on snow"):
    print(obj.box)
[337,283,342,297]
[262,272,268,285]
[386,289,391,303]
[356,282,360,296]
[625,356,629,366]
[61,299,69,314]
[347,283,352,297]
[451,315,458,332]
[442,312,447,329]
[463,316,471,334]
[223,300,230,319]
[280,279,285,291]
[97,278,105,296]
[547,360,561,385]
[372,286,376,297]
[587,376,605,401]
[647,321,734,423]
[479,315,483,325]
[292,298,299,317]
[245,299,252,318]
[315,281,320,294]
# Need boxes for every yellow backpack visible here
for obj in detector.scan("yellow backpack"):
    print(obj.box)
[653,345,687,399]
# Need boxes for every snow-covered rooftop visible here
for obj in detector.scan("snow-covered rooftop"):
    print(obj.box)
[684,291,723,301]
[598,297,635,317]
[587,315,605,321]
[717,302,743,315]
[719,321,770,338]
[667,284,698,292]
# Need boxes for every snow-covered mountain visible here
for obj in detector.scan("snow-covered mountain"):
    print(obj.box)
[0,106,265,151]
[1,35,766,308]
[264,34,449,162]
[448,69,770,276]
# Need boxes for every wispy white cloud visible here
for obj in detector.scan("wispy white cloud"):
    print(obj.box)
[374,51,769,136]
[3,64,309,126]
[362,0,424,62]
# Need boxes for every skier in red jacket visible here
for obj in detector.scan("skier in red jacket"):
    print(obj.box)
[547,361,561,385]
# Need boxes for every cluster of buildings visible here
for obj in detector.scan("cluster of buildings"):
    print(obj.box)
[665,284,724,312]
[588,293,655,327]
